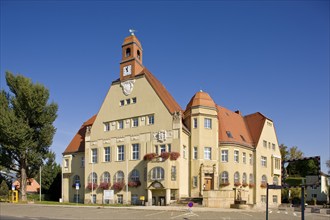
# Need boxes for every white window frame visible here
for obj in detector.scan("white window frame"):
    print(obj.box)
[204,147,212,160]
[152,167,164,180]
[132,118,139,127]
[104,122,110,131]
[118,120,124,129]
[221,149,228,162]
[204,118,212,129]
[91,148,98,163]
[148,115,154,125]
[242,152,246,164]
[234,150,239,163]
[193,118,198,128]
[117,145,124,161]
[261,156,267,167]
[131,144,139,160]
[104,147,110,162]
[193,147,198,159]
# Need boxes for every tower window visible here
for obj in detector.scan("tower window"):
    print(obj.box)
[125,48,131,57]
[137,50,141,59]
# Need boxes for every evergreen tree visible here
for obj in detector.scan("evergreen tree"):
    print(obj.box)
[40,151,61,194]
[0,180,9,199]
[0,72,58,201]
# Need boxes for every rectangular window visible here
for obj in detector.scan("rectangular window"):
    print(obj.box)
[118,120,124,129]
[171,166,176,181]
[261,156,267,167]
[155,145,158,155]
[168,144,171,152]
[120,100,125,106]
[91,149,97,163]
[160,145,166,154]
[226,131,233,138]
[263,140,267,148]
[132,118,139,127]
[193,176,198,187]
[193,118,198,128]
[131,194,138,205]
[81,157,84,167]
[64,159,69,168]
[243,152,246,164]
[268,142,271,149]
[117,145,124,161]
[275,158,281,169]
[132,144,139,160]
[183,145,187,159]
[204,118,212,129]
[221,150,228,162]
[234,150,239,163]
[117,194,123,204]
[132,97,137,104]
[249,154,253,165]
[193,147,198,159]
[273,195,278,204]
[204,147,211,160]
[272,143,276,151]
[104,122,110,131]
[104,147,110,162]
[126,99,131,105]
[261,195,266,203]
[148,115,154,125]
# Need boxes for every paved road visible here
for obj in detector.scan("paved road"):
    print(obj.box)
[1,203,329,220]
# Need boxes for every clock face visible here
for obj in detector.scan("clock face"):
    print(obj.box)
[123,65,132,76]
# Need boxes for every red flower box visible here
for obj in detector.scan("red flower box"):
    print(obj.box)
[220,182,230,187]
[86,183,98,190]
[260,183,267,188]
[128,180,141,187]
[143,153,157,161]
[99,182,110,190]
[160,152,170,160]
[242,183,248,187]
[113,181,125,191]
[234,182,241,187]
[249,183,255,188]
[170,152,180,160]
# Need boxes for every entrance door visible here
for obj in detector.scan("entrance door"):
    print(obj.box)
[204,178,212,191]
[159,197,166,206]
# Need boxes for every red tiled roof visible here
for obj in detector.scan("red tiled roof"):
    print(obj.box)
[63,115,96,155]
[186,91,216,109]
[137,68,182,114]
[217,105,254,148]
[244,112,268,147]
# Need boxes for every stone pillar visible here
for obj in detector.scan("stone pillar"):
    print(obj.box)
[166,188,171,205]
[147,189,152,206]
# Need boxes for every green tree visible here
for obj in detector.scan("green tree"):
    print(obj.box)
[40,151,61,194]
[0,72,58,202]
[326,159,330,175]
[0,180,9,197]
[280,144,289,161]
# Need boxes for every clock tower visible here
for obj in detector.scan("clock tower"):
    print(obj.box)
[120,30,144,81]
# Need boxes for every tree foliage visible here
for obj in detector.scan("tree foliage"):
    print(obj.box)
[0,180,9,198]
[0,72,58,201]
[40,151,61,193]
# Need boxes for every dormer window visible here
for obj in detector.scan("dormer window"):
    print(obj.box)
[137,50,141,59]
[125,48,131,57]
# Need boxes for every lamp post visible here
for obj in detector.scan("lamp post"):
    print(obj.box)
[126,147,128,205]
[61,161,63,202]
[39,166,42,201]
[91,157,94,204]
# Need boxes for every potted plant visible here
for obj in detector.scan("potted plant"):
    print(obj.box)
[249,183,255,188]
[234,182,241,187]
[99,182,110,190]
[242,183,248,187]
[128,180,141,188]
[112,181,125,191]
[260,183,267,188]
[160,152,170,160]
[220,182,230,187]
[170,152,180,160]
[143,153,157,161]
[86,183,98,190]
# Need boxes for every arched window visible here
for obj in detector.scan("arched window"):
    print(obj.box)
[273,176,279,185]
[261,175,267,185]
[249,173,254,184]
[88,172,97,184]
[130,169,140,181]
[101,172,110,183]
[137,50,141,59]
[234,172,240,184]
[151,167,164,180]
[221,171,229,184]
[114,171,124,183]
[125,48,131,57]
[242,173,247,184]
[73,175,80,184]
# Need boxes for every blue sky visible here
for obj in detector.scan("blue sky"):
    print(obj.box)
[1,0,329,172]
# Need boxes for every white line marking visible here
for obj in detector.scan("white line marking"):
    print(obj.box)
[241,213,253,217]
[145,211,167,217]
[285,211,288,214]
[293,212,297,216]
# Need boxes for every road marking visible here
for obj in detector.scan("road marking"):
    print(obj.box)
[293,212,297,216]
[269,210,273,214]
[241,213,253,217]
[277,211,280,213]
[145,211,167,217]
[285,211,288,214]
[171,212,199,219]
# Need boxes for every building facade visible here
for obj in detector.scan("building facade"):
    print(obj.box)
[62,33,281,208]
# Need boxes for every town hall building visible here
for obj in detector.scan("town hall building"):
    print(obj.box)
[62,32,281,208]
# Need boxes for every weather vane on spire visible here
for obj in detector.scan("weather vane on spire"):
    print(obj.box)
[129,29,136,36]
